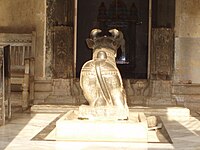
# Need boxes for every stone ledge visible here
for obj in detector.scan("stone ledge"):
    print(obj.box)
[31,105,78,113]
[184,102,200,111]
[129,106,190,117]
[31,105,190,117]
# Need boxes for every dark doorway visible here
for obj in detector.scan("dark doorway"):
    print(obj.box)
[76,0,149,79]
[152,0,175,28]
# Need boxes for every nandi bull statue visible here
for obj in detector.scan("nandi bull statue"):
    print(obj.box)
[79,29,129,120]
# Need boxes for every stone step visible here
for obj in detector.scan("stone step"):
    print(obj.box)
[31,105,190,117]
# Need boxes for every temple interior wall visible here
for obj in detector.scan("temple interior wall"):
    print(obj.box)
[171,0,200,110]
[0,0,200,109]
[0,0,46,78]
[174,0,200,83]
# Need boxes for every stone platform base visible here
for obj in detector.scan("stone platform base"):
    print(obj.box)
[56,110,148,142]
[78,105,128,120]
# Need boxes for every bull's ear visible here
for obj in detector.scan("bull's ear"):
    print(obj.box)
[86,38,94,49]
[112,41,120,49]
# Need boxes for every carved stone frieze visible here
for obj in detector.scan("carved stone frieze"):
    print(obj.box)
[123,79,149,96]
[123,79,150,105]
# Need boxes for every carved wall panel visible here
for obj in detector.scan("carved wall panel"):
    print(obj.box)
[46,0,74,78]
[123,79,150,105]
[51,26,74,78]
[151,80,171,97]
[44,79,86,105]
[151,28,174,80]
[52,79,72,96]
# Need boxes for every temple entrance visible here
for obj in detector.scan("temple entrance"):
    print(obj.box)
[45,0,175,80]
[76,0,149,79]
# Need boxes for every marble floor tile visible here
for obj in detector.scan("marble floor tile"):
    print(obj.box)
[0,109,200,150]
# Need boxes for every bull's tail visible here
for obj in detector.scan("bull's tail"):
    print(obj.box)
[95,60,113,106]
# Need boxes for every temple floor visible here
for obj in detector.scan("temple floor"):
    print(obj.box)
[0,106,200,150]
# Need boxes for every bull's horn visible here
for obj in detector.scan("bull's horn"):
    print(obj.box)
[109,29,120,39]
[90,29,102,39]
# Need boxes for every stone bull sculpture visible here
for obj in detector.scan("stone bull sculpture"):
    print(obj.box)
[80,29,129,119]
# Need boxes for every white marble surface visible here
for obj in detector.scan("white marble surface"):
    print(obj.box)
[0,109,200,150]
[56,111,147,142]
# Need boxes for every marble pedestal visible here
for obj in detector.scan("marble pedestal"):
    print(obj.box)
[56,110,148,142]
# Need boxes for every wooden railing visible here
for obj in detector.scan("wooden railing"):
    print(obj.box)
[0,32,36,110]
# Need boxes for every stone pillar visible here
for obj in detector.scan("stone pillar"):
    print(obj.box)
[46,0,74,78]
[150,28,174,80]
[149,28,175,106]
[173,0,200,110]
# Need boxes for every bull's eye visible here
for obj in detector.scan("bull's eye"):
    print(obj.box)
[113,41,117,46]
